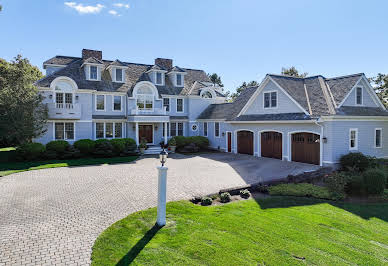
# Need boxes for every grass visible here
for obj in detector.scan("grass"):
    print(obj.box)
[91,197,388,265]
[0,146,138,177]
[269,183,335,200]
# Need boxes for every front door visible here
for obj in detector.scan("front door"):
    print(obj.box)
[139,125,153,144]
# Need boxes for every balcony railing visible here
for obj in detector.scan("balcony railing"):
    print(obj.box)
[130,106,167,116]
[47,103,81,119]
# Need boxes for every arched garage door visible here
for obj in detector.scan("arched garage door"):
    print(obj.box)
[261,131,282,159]
[291,132,320,165]
[237,131,253,155]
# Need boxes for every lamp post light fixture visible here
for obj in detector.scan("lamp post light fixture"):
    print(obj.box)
[156,148,168,226]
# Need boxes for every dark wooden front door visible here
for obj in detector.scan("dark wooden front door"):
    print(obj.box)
[139,125,153,143]
[291,132,320,165]
[237,131,253,155]
[227,132,232,152]
[261,131,282,159]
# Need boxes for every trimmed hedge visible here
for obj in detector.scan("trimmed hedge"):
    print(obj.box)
[363,168,387,195]
[16,143,46,161]
[340,152,370,172]
[168,136,209,150]
[46,140,70,154]
[74,139,95,155]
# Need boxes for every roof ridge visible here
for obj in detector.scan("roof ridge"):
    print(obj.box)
[326,73,364,80]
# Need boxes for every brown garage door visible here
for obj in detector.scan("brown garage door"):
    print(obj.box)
[291,132,320,165]
[237,131,253,155]
[261,131,282,159]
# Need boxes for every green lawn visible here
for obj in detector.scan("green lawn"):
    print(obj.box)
[92,197,388,265]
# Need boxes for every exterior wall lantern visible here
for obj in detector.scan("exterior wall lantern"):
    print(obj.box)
[49,94,53,99]
[222,132,225,137]
[322,137,328,143]
[156,148,168,226]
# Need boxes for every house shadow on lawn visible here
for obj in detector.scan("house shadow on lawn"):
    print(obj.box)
[116,224,161,266]
[253,194,388,223]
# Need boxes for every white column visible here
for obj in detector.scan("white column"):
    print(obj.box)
[164,122,168,145]
[157,166,168,226]
[135,122,139,145]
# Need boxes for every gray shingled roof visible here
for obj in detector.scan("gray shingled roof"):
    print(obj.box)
[36,56,211,96]
[169,66,186,73]
[197,86,257,120]
[326,74,363,106]
[92,115,127,119]
[231,113,311,121]
[336,106,388,116]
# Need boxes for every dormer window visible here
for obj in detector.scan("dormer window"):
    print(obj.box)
[176,74,183,86]
[156,72,163,85]
[90,66,98,80]
[356,87,363,105]
[115,68,123,82]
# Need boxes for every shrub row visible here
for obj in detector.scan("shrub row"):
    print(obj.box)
[15,138,137,161]
[168,136,209,150]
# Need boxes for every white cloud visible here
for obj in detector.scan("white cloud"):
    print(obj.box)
[64,2,105,14]
[113,3,130,9]
[108,10,121,16]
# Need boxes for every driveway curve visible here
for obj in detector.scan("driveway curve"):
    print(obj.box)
[0,153,319,265]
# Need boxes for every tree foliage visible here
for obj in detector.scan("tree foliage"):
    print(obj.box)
[229,80,258,101]
[370,73,388,107]
[207,73,223,87]
[281,66,308,78]
[0,55,47,146]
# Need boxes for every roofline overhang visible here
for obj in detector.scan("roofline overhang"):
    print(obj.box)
[226,120,316,124]
[320,116,388,121]
[43,63,67,69]
[196,119,227,122]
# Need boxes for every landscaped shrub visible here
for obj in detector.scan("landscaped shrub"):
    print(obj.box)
[62,145,82,159]
[169,136,209,151]
[269,183,337,200]
[74,139,95,155]
[93,139,114,157]
[171,136,187,148]
[110,139,127,154]
[340,152,370,172]
[220,192,231,203]
[168,137,176,147]
[46,140,70,154]
[122,138,136,149]
[345,172,365,196]
[201,197,213,206]
[15,143,46,161]
[325,172,348,200]
[240,189,251,199]
[363,168,387,195]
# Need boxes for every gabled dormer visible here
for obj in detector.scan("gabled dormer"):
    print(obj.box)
[147,64,167,86]
[81,49,104,81]
[107,60,128,83]
[168,66,186,87]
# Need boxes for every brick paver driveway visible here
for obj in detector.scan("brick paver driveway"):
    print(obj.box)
[0,153,319,265]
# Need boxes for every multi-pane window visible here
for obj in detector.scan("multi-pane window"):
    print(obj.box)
[163,123,170,137]
[163,98,170,112]
[90,66,98,80]
[113,96,121,111]
[96,95,105,110]
[264,92,277,108]
[115,123,122,138]
[176,98,183,112]
[177,122,183,136]
[203,122,208,136]
[375,128,382,148]
[105,123,113,138]
[176,74,182,86]
[156,72,162,85]
[55,122,74,140]
[349,129,358,150]
[215,122,220,137]
[136,95,153,110]
[96,123,104,139]
[170,123,176,137]
[356,87,362,105]
[115,68,123,82]
[56,93,73,108]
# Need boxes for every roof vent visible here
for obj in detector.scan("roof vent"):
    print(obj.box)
[155,58,172,70]
[82,49,102,60]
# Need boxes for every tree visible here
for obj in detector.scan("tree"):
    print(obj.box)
[230,80,259,101]
[281,66,308,78]
[370,73,388,107]
[0,55,47,146]
[208,73,223,87]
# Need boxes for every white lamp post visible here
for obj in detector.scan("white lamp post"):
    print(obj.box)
[157,149,168,226]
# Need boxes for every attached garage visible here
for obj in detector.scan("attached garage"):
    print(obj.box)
[237,131,253,155]
[261,131,282,159]
[291,132,320,165]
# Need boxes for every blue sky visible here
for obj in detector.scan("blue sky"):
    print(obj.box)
[1,0,388,93]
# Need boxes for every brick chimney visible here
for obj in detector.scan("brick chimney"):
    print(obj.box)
[155,58,172,70]
[82,49,102,60]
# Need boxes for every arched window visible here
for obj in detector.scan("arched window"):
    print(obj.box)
[201,91,213,98]
[200,88,215,99]
[136,85,154,110]
[50,77,77,109]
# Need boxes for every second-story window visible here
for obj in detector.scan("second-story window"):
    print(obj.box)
[264,91,277,108]
[56,93,73,108]
[176,98,183,112]
[115,68,123,82]
[156,72,163,85]
[176,74,183,86]
[163,98,170,112]
[90,66,98,80]
[356,87,363,105]
[113,96,121,111]
[96,95,105,111]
